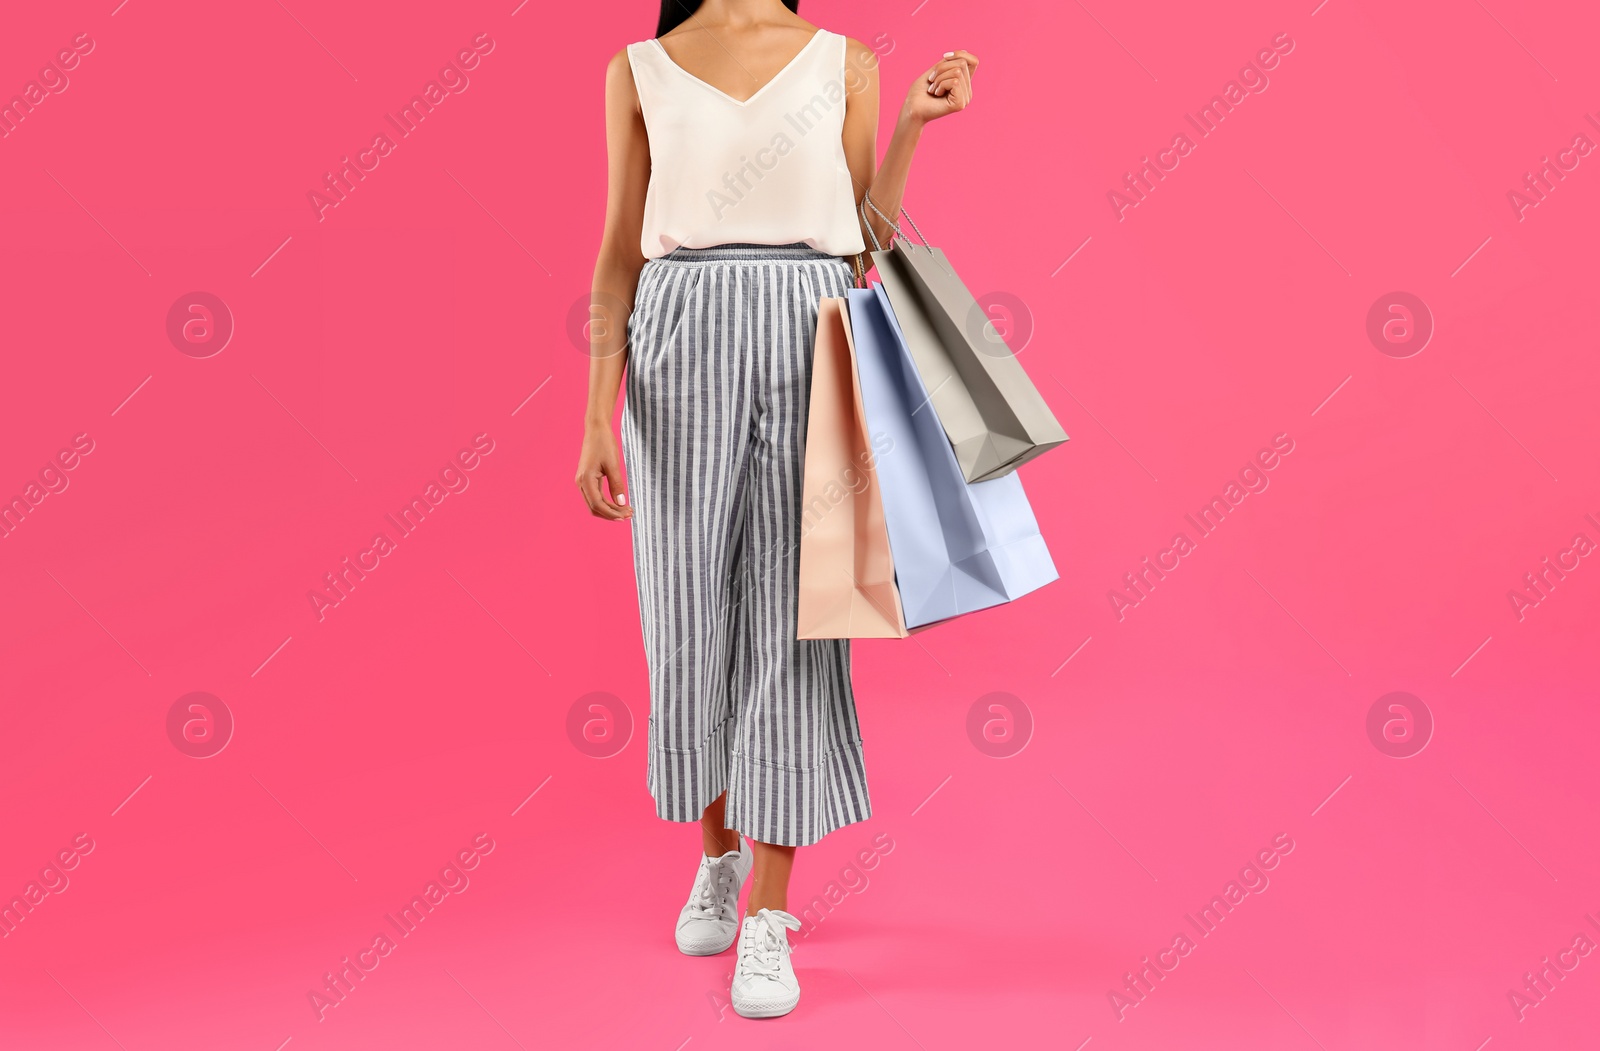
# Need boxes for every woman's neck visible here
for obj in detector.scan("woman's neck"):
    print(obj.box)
[684,0,796,30]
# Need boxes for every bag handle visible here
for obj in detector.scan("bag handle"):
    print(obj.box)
[852,249,866,289]
[859,196,884,252]
[860,189,931,252]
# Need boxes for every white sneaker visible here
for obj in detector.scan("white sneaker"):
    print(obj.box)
[730,908,803,1018]
[675,839,752,955]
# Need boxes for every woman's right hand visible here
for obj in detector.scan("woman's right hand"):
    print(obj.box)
[575,421,632,521]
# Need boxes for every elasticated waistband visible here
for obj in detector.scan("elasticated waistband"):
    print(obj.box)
[651,242,847,265]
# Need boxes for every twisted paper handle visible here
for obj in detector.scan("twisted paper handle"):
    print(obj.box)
[860,188,931,252]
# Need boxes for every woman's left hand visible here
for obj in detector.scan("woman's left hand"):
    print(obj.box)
[904,50,978,124]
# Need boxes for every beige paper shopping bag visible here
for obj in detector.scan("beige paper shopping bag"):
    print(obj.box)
[797,297,909,639]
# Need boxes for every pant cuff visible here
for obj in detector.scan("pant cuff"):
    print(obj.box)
[647,717,731,824]
[723,741,873,848]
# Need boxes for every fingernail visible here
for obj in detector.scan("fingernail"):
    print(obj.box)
[927,84,935,93]
[618,493,628,506]
[944,51,955,58]
[927,72,934,82]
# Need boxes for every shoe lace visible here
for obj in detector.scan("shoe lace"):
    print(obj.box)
[737,909,800,983]
[686,857,738,921]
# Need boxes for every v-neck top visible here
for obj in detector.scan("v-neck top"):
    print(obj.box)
[626,28,866,260]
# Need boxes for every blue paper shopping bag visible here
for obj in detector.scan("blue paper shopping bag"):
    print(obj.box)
[846,284,1058,628]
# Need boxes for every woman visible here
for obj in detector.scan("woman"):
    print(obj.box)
[575,0,976,1019]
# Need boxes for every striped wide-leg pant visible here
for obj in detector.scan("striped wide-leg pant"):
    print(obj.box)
[621,243,872,848]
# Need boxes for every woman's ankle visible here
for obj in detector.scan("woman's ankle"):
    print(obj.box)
[746,900,787,917]
[702,829,740,856]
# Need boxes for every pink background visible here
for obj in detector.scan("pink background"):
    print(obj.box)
[2,0,1598,1048]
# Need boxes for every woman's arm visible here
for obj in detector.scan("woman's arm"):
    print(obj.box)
[842,42,979,262]
[575,47,651,522]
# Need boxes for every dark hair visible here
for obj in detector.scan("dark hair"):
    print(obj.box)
[657,1,800,38]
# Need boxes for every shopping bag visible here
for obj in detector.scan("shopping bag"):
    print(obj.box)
[864,198,1069,484]
[846,282,1059,629]
[796,298,909,639]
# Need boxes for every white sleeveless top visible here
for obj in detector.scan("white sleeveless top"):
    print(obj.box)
[626,29,866,260]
